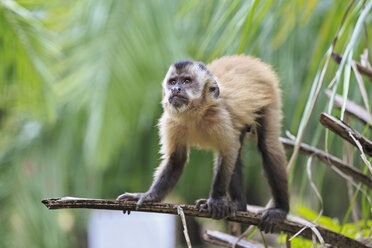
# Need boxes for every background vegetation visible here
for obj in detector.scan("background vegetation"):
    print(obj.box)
[0,0,371,247]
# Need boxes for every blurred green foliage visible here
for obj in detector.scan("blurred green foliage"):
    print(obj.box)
[278,206,372,246]
[0,0,371,247]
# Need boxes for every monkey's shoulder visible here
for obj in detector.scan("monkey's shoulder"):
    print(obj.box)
[207,55,279,89]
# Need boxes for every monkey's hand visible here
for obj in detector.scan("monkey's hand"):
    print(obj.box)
[195,197,237,219]
[116,192,161,214]
[258,208,287,233]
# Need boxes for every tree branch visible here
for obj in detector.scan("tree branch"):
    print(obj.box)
[280,137,372,189]
[319,112,372,157]
[332,52,372,81]
[42,197,368,248]
[325,90,372,126]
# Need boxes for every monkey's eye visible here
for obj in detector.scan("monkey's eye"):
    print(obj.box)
[184,79,191,84]
[169,80,176,85]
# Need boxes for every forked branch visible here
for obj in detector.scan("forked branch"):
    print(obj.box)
[280,137,372,189]
[319,112,372,157]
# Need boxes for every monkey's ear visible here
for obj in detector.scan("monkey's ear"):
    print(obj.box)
[209,81,220,98]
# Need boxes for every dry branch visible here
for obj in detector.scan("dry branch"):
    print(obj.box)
[280,137,372,189]
[332,52,372,81]
[319,112,372,157]
[325,90,372,126]
[42,197,368,248]
[203,230,270,248]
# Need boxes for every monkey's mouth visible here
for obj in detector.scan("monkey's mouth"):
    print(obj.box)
[169,95,189,107]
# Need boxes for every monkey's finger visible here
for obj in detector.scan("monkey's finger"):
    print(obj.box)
[117,192,140,201]
[195,199,207,208]
[221,208,228,219]
[258,219,265,232]
[211,209,218,219]
[214,207,225,219]
[229,204,237,217]
[220,209,227,219]
[270,224,275,233]
[212,208,218,219]
[136,197,145,210]
[198,204,208,212]
[207,203,213,216]
[263,221,272,234]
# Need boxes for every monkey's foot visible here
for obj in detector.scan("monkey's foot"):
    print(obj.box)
[258,208,287,233]
[233,200,247,211]
[195,197,237,219]
[116,192,160,214]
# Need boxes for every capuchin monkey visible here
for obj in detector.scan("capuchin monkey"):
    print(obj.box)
[117,55,289,233]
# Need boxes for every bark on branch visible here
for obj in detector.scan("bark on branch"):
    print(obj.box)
[319,112,372,157]
[325,90,372,126]
[42,197,368,248]
[332,52,372,81]
[280,137,372,189]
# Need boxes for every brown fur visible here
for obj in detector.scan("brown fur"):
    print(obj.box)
[117,55,288,227]
[157,55,284,178]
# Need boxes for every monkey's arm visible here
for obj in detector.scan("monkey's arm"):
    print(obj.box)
[196,151,238,219]
[117,145,188,208]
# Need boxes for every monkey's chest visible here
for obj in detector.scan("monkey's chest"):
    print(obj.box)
[184,121,227,151]
[186,129,217,150]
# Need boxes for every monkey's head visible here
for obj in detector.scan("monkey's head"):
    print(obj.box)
[162,60,220,114]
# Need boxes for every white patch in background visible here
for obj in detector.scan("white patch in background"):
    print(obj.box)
[88,210,176,248]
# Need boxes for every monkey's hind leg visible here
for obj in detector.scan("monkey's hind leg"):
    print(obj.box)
[256,104,289,233]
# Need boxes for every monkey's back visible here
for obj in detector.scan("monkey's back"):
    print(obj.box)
[207,55,282,128]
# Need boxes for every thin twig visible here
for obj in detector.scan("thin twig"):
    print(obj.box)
[280,137,372,189]
[349,132,372,174]
[42,197,368,248]
[306,156,324,223]
[177,206,192,248]
[319,112,372,157]
[324,90,372,127]
[232,225,254,248]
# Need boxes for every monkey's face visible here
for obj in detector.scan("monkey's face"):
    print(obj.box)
[162,60,219,113]
[166,74,192,108]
